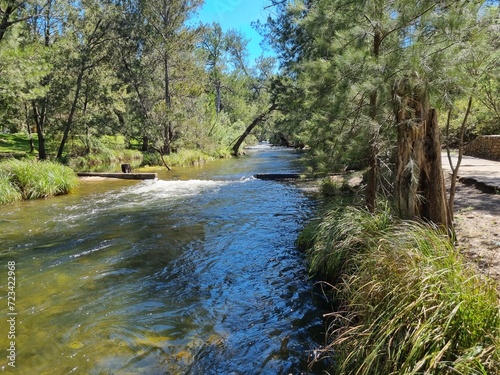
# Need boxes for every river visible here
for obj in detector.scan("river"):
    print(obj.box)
[0,144,327,374]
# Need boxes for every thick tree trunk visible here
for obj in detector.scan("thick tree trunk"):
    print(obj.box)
[420,109,450,227]
[232,102,277,155]
[24,103,34,153]
[394,76,450,230]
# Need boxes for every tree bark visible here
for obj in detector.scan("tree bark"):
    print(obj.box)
[232,102,277,155]
[394,76,450,230]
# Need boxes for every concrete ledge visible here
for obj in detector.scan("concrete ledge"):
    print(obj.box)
[254,173,302,180]
[77,172,157,180]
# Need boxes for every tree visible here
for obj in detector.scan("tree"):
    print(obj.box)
[200,23,227,116]
[141,0,203,160]
[0,0,42,43]
[263,0,495,230]
[56,0,123,159]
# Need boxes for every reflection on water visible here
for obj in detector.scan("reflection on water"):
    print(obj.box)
[0,145,327,374]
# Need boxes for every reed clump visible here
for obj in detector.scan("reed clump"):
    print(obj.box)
[0,159,79,203]
[306,206,500,374]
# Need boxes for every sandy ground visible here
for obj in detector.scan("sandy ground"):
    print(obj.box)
[452,181,500,283]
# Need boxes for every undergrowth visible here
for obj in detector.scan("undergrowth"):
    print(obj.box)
[304,205,500,374]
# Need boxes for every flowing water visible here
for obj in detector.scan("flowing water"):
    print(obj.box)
[0,144,327,375]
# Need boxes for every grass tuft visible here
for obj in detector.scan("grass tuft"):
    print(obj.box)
[305,206,500,374]
[0,159,79,202]
[0,170,22,205]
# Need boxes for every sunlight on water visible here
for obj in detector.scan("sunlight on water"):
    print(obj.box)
[0,145,326,374]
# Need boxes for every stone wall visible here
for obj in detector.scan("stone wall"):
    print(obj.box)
[464,135,500,161]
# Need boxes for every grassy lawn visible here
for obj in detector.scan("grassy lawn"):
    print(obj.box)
[0,133,37,158]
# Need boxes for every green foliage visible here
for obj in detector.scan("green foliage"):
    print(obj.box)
[304,206,500,374]
[0,133,37,158]
[0,170,22,205]
[0,159,78,201]
[265,0,500,184]
[141,151,162,167]
[66,136,142,170]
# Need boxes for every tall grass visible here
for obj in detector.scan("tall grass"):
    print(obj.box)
[0,159,79,202]
[0,170,22,205]
[306,206,500,374]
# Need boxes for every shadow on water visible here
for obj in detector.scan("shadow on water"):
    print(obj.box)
[0,144,331,374]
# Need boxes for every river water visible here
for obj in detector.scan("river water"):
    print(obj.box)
[0,144,327,374]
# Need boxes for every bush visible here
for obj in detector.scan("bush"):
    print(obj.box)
[305,206,500,374]
[0,159,79,201]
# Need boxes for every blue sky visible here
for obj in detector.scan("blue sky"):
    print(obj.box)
[192,0,273,63]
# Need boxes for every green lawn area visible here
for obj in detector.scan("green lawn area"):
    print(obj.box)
[0,133,37,158]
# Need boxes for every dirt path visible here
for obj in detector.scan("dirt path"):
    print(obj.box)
[452,182,500,282]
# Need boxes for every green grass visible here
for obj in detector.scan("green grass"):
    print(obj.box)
[0,132,37,158]
[0,159,79,203]
[0,170,22,205]
[305,205,500,374]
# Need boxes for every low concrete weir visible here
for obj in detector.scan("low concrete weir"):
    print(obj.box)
[77,172,158,179]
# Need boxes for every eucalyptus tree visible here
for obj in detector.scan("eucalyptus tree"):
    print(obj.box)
[200,23,227,116]
[54,0,126,159]
[139,0,203,161]
[25,0,61,159]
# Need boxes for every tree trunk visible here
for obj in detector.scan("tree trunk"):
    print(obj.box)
[232,102,277,155]
[366,28,382,212]
[394,76,450,230]
[215,80,221,114]
[420,109,450,228]
[141,135,149,152]
[163,51,173,155]
[24,103,34,153]
[446,96,473,221]
[0,1,15,43]
[31,101,47,160]
[57,65,85,160]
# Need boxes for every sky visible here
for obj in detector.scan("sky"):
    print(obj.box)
[192,0,274,64]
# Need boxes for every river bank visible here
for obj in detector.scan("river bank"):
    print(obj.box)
[0,159,79,205]
[300,174,500,374]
